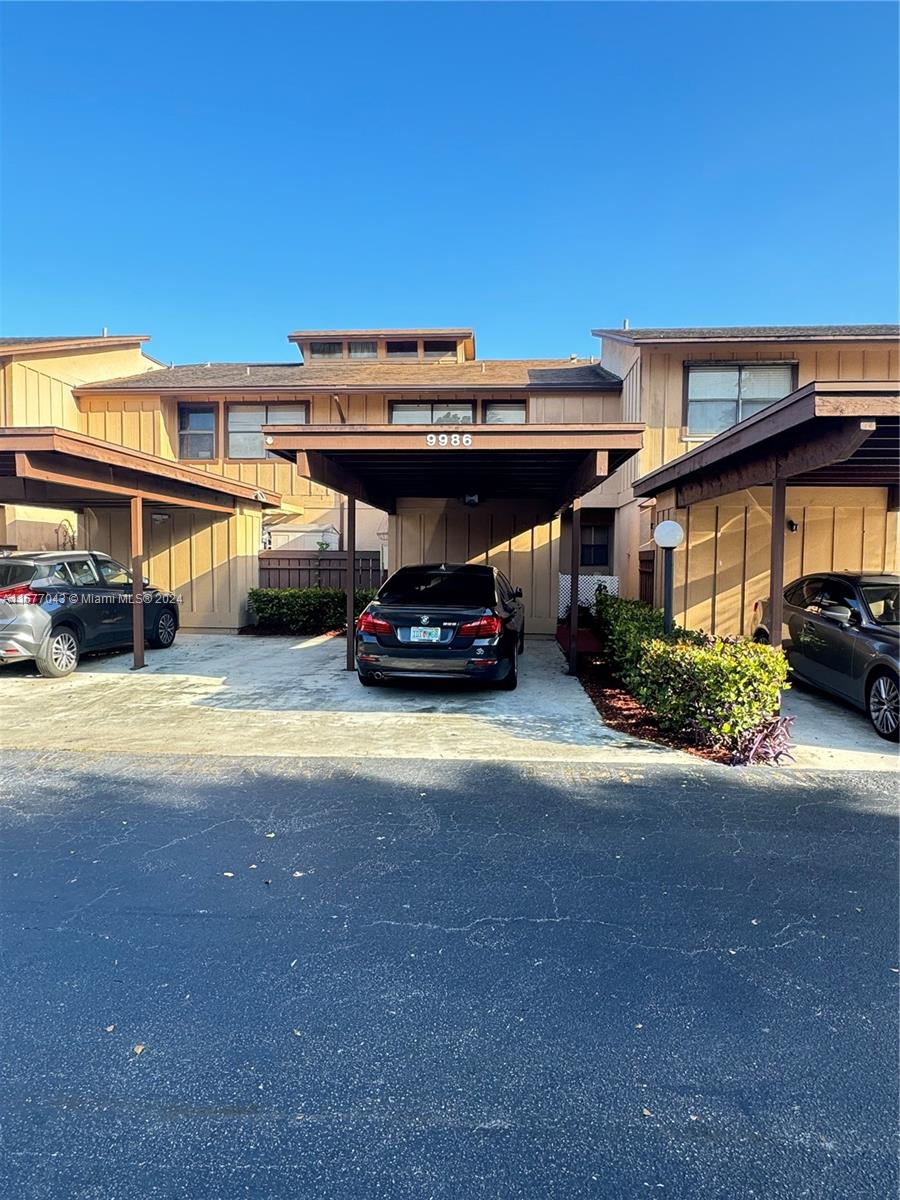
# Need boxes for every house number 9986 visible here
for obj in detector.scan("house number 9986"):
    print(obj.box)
[426,433,472,447]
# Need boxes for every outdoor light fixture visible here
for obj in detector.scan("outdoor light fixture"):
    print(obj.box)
[786,519,799,533]
[653,520,685,633]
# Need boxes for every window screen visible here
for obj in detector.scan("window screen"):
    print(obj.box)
[178,406,216,459]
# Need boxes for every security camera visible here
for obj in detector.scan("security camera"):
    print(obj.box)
[463,494,479,507]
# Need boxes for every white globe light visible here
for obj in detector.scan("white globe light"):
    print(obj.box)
[653,520,685,549]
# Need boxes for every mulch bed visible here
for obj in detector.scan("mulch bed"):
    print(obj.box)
[577,655,731,765]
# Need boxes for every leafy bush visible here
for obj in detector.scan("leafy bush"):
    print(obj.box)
[634,637,790,760]
[248,587,377,634]
[593,588,791,764]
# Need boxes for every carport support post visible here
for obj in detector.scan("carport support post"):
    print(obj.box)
[568,498,582,675]
[346,495,356,671]
[769,473,786,649]
[130,494,146,671]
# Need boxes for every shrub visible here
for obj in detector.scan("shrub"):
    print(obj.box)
[593,588,791,764]
[634,637,790,760]
[248,587,377,634]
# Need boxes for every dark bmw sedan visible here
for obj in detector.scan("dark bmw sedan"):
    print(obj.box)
[753,572,899,740]
[356,563,525,689]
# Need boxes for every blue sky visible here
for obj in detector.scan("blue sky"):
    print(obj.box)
[1,2,897,364]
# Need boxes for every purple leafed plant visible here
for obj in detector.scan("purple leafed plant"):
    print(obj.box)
[734,715,796,766]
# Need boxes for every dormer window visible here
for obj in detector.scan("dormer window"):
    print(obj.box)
[386,340,418,359]
[309,340,343,359]
[423,339,456,360]
[348,340,377,359]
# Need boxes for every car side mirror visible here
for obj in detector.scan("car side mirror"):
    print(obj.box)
[823,604,852,625]
[513,587,523,598]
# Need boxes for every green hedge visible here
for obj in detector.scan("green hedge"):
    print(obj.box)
[593,589,790,762]
[248,587,377,635]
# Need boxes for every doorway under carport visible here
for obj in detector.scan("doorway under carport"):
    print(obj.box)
[0,426,280,667]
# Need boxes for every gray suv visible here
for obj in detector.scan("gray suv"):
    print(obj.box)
[753,572,899,741]
[0,551,179,677]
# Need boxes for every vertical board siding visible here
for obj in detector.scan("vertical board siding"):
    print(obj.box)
[659,486,895,636]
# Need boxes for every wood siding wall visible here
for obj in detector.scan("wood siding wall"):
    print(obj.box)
[390,498,561,634]
[654,485,899,637]
[86,503,262,631]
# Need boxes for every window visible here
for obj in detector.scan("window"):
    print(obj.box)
[349,340,377,359]
[423,340,456,360]
[96,557,132,586]
[178,405,216,459]
[67,558,100,587]
[685,364,794,437]
[386,340,418,359]
[378,565,495,606]
[391,402,474,425]
[861,582,900,625]
[485,402,526,424]
[308,341,343,359]
[227,404,307,459]
[581,523,611,568]
[816,578,862,622]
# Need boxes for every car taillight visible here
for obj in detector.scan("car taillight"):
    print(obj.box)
[0,583,41,605]
[458,614,502,638]
[357,611,393,635]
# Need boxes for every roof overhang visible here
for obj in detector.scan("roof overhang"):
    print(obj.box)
[0,427,281,514]
[592,327,900,345]
[0,336,151,357]
[635,381,900,506]
[263,422,644,517]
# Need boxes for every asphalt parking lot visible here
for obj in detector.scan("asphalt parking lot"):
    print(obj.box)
[0,751,896,1199]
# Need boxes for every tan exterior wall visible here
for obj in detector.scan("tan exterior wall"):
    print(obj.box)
[1,344,159,550]
[390,498,561,634]
[653,485,899,638]
[597,337,899,600]
[85,503,262,632]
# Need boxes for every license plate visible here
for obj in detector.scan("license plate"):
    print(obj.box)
[410,626,441,643]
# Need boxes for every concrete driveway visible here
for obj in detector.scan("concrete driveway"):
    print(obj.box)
[0,634,682,765]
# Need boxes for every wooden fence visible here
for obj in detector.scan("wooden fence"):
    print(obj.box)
[258,549,385,591]
[638,549,656,606]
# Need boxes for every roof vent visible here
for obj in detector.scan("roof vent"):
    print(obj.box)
[569,353,578,362]
[101,326,108,337]
[481,362,486,374]
[246,366,251,376]
[622,318,629,330]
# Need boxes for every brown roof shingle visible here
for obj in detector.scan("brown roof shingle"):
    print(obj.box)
[77,358,622,394]
[592,324,900,344]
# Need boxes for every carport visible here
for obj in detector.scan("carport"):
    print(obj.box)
[263,421,644,668]
[635,381,899,642]
[0,427,280,667]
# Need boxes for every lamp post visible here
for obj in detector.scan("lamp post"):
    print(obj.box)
[653,520,684,634]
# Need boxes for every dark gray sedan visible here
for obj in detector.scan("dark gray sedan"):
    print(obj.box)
[753,572,899,740]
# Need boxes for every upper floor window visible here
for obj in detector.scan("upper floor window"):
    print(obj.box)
[422,339,456,360]
[178,405,216,459]
[309,341,343,359]
[485,402,526,424]
[227,404,307,459]
[348,340,377,359]
[391,402,474,425]
[685,364,794,437]
[386,340,418,359]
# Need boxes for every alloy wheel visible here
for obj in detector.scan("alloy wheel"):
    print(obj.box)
[158,612,176,645]
[51,632,78,672]
[869,675,899,737]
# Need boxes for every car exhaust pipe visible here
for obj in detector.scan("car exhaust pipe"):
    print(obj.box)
[373,671,384,680]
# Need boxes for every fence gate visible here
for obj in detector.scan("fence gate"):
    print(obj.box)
[259,550,385,590]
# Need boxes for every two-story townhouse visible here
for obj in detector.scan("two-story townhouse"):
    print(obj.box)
[588,325,899,638]
[72,327,642,637]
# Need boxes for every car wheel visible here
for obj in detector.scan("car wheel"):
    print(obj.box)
[752,628,769,644]
[35,627,80,678]
[147,608,177,649]
[496,644,518,690]
[867,670,899,741]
